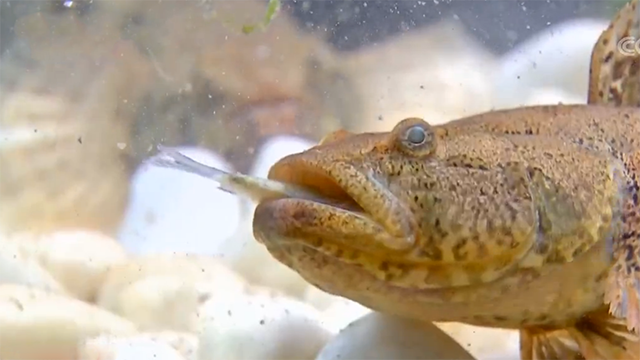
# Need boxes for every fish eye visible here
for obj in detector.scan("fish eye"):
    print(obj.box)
[405,126,427,146]
[390,117,436,156]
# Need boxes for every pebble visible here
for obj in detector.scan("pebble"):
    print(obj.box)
[9,231,129,301]
[117,146,242,256]
[0,284,136,360]
[343,20,497,132]
[436,322,520,360]
[80,336,186,360]
[0,235,66,294]
[493,19,609,109]
[197,290,333,360]
[315,312,475,360]
[249,135,314,178]
[96,254,247,332]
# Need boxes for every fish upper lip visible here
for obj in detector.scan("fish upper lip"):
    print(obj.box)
[266,154,366,213]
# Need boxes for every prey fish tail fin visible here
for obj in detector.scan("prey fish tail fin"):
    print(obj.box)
[520,308,639,360]
[148,145,231,185]
[146,145,323,203]
[588,0,640,106]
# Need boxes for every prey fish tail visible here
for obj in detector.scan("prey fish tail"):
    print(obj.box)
[146,145,324,203]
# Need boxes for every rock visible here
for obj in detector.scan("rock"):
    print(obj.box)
[197,291,333,360]
[436,322,519,360]
[343,20,496,132]
[79,332,198,360]
[303,284,347,312]
[523,86,585,106]
[97,254,247,332]
[118,147,242,256]
[249,135,315,178]
[80,336,185,360]
[0,284,137,360]
[0,235,65,293]
[107,275,206,332]
[493,19,609,109]
[315,312,475,360]
[316,297,372,334]
[10,231,128,302]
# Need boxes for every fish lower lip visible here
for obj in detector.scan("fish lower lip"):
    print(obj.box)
[253,197,405,255]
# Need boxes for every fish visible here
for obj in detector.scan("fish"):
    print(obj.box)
[152,2,640,359]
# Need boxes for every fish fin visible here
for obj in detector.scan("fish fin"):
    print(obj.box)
[520,309,639,360]
[587,0,640,107]
[605,149,640,336]
[148,146,300,203]
[519,328,582,360]
[146,145,241,197]
[147,145,229,180]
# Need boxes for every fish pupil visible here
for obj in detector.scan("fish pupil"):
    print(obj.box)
[406,126,427,145]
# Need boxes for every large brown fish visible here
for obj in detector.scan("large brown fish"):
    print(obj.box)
[153,1,640,358]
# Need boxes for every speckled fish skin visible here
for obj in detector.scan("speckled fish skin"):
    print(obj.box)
[0,0,360,236]
[252,1,640,359]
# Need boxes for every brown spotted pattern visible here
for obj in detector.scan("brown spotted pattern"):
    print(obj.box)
[253,1,640,359]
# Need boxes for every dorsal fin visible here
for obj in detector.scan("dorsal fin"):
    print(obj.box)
[588,0,640,106]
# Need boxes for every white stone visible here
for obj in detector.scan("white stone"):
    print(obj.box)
[493,19,608,109]
[79,335,187,360]
[317,297,372,334]
[118,146,242,256]
[436,322,520,360]
[197,292,333,360]
[343,20,497,131]
[97,254,247,332]
[315,312,475,360]
[10,230,129,301]
[249,135,314,178]
[0,284,136,359]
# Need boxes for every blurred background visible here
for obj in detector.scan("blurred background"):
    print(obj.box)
[0,1,631,358]
[0,0,628,55]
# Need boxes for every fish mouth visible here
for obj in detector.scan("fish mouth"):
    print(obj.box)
[260,153,417,253]
[266,155,367,214]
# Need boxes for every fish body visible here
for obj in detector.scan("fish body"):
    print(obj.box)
[150,2,640,358]
[248,2,640,359]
